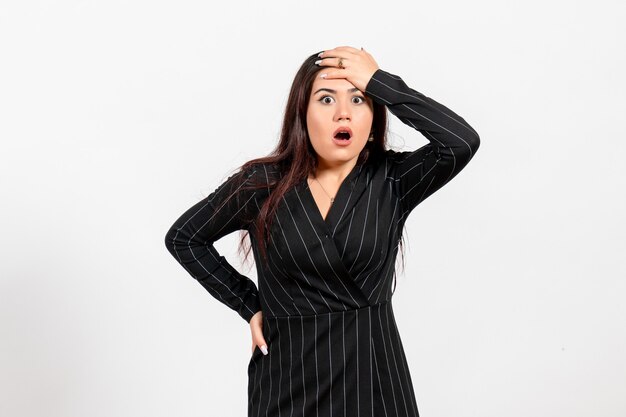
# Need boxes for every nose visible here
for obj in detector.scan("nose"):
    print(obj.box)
[333,98,351,122]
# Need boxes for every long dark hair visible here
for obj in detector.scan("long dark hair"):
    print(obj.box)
[214,51,405,282]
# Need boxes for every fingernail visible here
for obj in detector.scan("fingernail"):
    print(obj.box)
[319,73,327,79]
[260,344,268,355]
[315,59,322,65]
[318,51,324,57]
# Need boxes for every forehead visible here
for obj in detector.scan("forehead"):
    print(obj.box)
[310,75,358,92]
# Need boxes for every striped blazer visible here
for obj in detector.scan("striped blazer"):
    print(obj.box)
[164,68,480,417]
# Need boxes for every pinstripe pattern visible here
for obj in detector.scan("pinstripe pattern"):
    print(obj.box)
[165,68,480,417]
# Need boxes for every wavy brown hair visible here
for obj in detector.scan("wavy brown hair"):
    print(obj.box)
[213,51,406,291]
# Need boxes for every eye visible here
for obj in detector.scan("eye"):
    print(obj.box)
[318,95,366,105]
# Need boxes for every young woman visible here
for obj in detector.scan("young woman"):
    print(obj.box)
[164,45,480,417]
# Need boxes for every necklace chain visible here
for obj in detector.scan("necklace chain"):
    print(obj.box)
[312,175,335,204]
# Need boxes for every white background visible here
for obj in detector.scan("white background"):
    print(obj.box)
[1,1,625,416]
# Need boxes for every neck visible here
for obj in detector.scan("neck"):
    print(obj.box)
[313,156,359,181]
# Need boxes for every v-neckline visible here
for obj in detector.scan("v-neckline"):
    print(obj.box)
[302,162,362,228]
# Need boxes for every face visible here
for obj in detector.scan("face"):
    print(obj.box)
[306,72,374,168]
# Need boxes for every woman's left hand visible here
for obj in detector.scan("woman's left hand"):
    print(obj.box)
[316,46,380,92]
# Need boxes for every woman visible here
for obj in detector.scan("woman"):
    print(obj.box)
[164,45,480,417]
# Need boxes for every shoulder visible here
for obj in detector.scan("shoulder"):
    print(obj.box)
[379,147,431,180]
[383,148,412,163]
[383,145,433,166]
[244,162,281,184]
[368,148,409,174]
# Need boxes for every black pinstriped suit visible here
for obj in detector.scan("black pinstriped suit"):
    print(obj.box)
[164,68,480,417]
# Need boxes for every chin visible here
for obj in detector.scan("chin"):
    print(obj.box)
[325,151,361,164]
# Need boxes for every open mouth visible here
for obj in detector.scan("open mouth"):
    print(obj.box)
[333,127,353,141]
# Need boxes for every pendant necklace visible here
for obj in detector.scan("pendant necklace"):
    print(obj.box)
[312,176,335,205]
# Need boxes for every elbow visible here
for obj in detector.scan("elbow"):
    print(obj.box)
[454,131,480,165]
[467,131,480,158]
[164,226,179,255]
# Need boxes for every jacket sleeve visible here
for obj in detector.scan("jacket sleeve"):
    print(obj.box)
[364,68,481,217]
[164,167,262,323]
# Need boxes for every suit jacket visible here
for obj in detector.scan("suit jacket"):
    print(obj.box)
[164,68,480,417]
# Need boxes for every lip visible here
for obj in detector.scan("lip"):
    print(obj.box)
[332,136,352,146]
[333,126,353,138]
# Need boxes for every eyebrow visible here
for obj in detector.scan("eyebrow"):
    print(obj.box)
[313,87,362,95]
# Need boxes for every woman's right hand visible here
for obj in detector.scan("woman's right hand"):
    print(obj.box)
[249,310,268,355]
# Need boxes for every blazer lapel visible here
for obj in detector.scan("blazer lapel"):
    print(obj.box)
[325,163,370,237]
[291,163,371,306]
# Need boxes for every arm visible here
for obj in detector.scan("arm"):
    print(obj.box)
[364,68,481,216]
[164,167,262,323]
